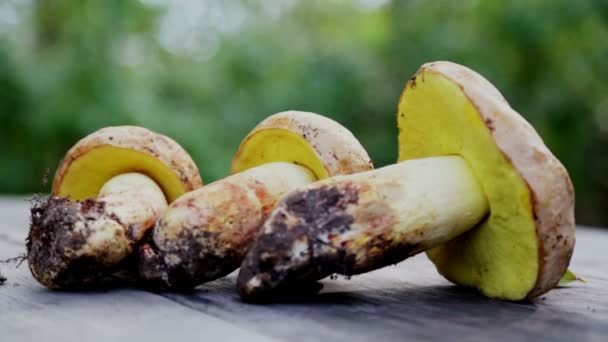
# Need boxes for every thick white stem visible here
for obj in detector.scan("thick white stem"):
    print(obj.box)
[98,172,168,242]
[236,156,490,298]
[157,161,316,245]
[144,162,316,287]
[63,173,168,265]
[233,162,317,201]
[355,155,489,251]
[28,172,169,289]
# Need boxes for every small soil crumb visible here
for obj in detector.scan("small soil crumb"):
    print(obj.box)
[0,272,6,285]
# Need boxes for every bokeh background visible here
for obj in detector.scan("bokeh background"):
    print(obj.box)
[0,0,607,225]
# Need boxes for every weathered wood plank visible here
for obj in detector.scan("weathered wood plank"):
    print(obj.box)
[1,197,607,342]
[0,241,277,342]
[0,198,276,342]
[160,229,607,342]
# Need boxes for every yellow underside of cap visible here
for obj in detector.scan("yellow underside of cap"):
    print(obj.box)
[55,146,187,203]
[231,128,329,180]
[398,72,538,300]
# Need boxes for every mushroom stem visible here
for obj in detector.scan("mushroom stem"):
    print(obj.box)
[352,156,489,251]
[237,156,489,300]
[139,162,317,290]
[27,172,167,288]
[98,173,168,243]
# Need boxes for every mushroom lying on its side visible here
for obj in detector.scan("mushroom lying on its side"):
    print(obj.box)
[28,126,202,289]
[139,111,373,290]
[237,62,575,302]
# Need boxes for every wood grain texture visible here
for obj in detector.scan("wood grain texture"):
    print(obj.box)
[0,197,606,342]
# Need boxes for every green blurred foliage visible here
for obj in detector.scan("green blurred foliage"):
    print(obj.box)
[0,0,607,225]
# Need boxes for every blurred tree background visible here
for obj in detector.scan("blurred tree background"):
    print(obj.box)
[0,0,607,225]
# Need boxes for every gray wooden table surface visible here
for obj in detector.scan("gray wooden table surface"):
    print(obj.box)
[0,197,606,342]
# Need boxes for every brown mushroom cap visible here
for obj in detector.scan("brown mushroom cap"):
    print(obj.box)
[231,111,373,179]
[398,61,575,299]
[53,126,203,203]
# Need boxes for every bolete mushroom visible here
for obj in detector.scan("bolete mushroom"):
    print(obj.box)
[27,126,202,289]
[237,62,575,302]
[138,111,373,290]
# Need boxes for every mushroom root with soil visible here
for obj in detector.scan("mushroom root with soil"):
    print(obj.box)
[138,111,373,290]
[237,62,575,302]
[27,126,203,289]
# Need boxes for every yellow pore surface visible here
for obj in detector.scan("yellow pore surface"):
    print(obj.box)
[398,72,538,300]
[55,146,188,203]
[231,128,329,180]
